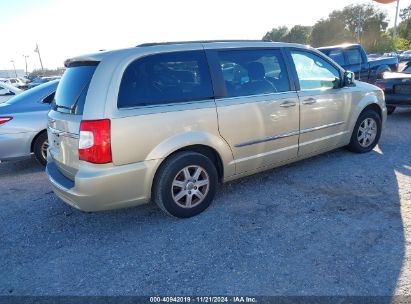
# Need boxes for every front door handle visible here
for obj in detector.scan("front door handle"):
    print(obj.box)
[280,100,297,108]
[302,98,317,105]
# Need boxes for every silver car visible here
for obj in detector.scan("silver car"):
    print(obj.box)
[46,41,386,218]
[0,80,58,165]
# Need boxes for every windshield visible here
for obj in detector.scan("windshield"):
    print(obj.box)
[52,64,98,115]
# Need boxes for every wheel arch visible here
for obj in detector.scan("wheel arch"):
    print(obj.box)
[30,129,47,152]
[146,131,235,179]
[375,65,391,79]
[360,103,383,119]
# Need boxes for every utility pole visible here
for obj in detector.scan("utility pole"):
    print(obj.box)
[393,0,400,40]
[22,55,29,76]
[355,8,363,44]
[10,60,17,77]
[34,43,44,72]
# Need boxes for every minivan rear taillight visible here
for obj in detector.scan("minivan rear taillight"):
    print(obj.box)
[79,119,112,163]
[0,117,13,125]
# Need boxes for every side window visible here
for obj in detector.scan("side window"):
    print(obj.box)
[328,50,345,66]
[345,48,363,65]
[118,51,213,108]
[42,92,55,104]
[217,49,290,98]
[291,51,341,90]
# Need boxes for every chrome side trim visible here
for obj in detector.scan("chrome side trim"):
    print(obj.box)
[234,130,299,148]
[299,131,349,147]
[234,121,345,148]
[300,121,345,134]
[230,144,299,165]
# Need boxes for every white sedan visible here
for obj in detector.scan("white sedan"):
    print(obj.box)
[0,81,22,103]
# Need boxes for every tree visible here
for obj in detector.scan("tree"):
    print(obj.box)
[396,6,411,43]
[263,25,312,44]
[263,3,410,53]
[284,25,312,44]
[310,4,388,50]
[310,18,353,47]
[400,4,411,20]
[263,26,288,42]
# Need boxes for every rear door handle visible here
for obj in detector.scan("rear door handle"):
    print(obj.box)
[280,100,297,108]
[302,98,317,105]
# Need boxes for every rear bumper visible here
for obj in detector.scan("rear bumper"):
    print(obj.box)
[46,157,162,212]
[0,132,35,161]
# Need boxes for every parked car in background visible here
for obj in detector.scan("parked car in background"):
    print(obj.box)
[400,61,411,74]
[0,80,58,165]
[46,40,386,218]
[0,82,22,103]
[318,44,398,83]
[375,72,411,115]
[399,50,411,62]
[27,76,60,89]
[368,54,382,60]
[0,77,26,89]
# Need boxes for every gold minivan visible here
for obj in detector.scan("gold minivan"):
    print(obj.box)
[46,41,386,218]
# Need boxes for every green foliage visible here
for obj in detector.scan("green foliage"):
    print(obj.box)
[368,33,394,53]
[400,4,411,21]
[263,25,312,45]
[394,37,411,51]
[263,3,411,53]
[285,25,312,44]
[397,18,411,42]
[310,4,388,50]
[309,18,354,47]
[263,26,288,42]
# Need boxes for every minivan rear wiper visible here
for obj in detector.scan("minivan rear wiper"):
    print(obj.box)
[54,104,72,111]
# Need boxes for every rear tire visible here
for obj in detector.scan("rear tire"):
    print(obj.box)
[347,109,382,153]
[387,106,396,115]
[33,132,48,166]
[153,151,218,218]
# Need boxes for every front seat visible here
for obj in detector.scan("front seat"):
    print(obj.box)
[243,62,277,95]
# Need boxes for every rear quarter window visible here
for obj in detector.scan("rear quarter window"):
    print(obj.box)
[117,51,214,108]
[53,64,97,114]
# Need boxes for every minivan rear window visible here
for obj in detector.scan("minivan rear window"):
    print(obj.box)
[53,64,98,114]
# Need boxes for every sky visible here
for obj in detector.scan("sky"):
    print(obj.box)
[0,0,410,72]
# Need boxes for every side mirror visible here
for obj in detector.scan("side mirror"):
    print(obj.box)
[344,71,355,86]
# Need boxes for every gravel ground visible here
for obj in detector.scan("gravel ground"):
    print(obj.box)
[0,109,410,296]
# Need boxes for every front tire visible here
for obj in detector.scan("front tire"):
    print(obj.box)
[33,132,48,166]
[347,109,382,153]
[153,151,218,218]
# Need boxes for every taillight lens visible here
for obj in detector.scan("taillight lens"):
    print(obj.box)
[79,119,111,163]
[375,83,385,90]
[0,116,13,125]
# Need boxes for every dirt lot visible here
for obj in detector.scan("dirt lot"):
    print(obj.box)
[0,109,410,296]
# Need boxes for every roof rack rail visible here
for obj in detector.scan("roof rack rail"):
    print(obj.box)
[136,40,272,47]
